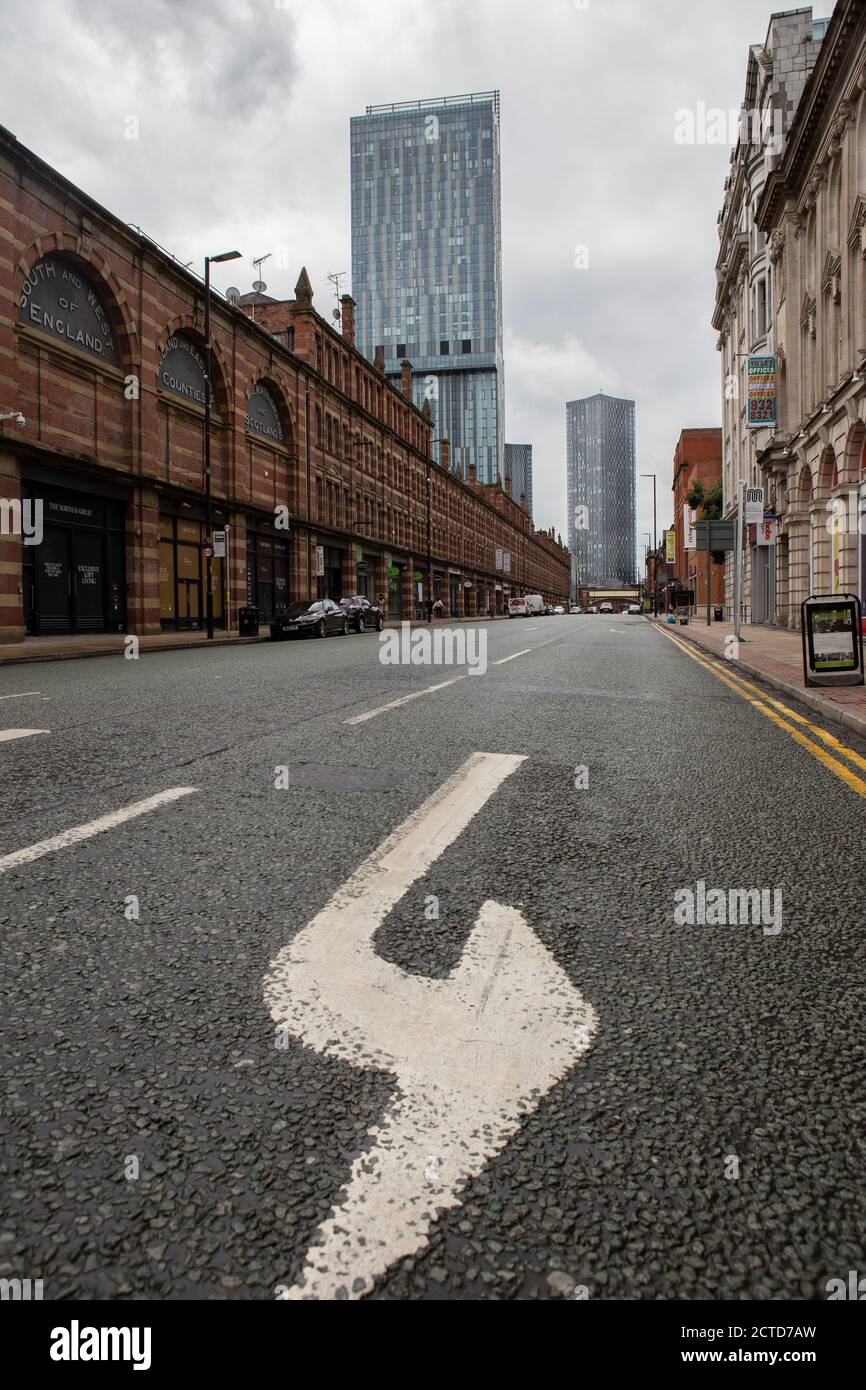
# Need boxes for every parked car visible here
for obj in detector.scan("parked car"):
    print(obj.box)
[627,602,642,615]
[570,604,582,614]
[270,598,349,639]
[508,596,529,618]
[599,601,614,614]
[553,604,565,615]
[587,605,598,614]
[525,594,546,616]
[339,595,385,632]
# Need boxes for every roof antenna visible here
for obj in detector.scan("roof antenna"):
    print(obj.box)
[250,253,272,321]
[327,271,346,323]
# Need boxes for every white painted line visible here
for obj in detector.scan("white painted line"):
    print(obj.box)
[344,675,465,725]
[267,752,597,1300]
[0,691,41,701]
[525,625,538,630]
[0,728,49,743]
[494,648,532,665]
[0,787,197,875]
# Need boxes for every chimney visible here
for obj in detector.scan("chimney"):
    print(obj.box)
[520,492,527,512]
[440,438,450,472]
[401,359,412,399]
[422,397,431,419]
[504,477,511,497]
[374,345,385,373]
[468,463,477,486]
[340,294,355,345]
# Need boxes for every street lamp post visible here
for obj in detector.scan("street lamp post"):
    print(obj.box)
[640,474,658,616]
[203,250,241,638]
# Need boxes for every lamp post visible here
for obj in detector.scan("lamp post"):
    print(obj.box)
[203,250,241,638]
[640,474,658,616]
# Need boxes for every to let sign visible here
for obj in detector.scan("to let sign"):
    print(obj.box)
[747,356,776,427]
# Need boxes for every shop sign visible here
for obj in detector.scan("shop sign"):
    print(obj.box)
[801,594,864,686]
[159,334,211,407]
[19,253,118,365]
[755,517,777,546]
[413,570,423,581]
[747,356,776,428]
[316,545,325,577]
[388,565,401,578]
[245,382,284,441]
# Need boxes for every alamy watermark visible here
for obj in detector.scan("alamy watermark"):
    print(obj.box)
[379,622,487,675]
[674,880,782,936]
[0,497,43,545]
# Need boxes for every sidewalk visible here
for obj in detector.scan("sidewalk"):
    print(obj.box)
[656,615,866,740]
[0,614,513,667]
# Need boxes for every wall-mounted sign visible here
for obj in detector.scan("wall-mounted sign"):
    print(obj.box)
[801,594,864,687]
[665,530,676,564]
[212,529,227,558]
[745,485,765,525]
[245,381,284,441]
[159,334,211,407]
[755,517,778,546]
[503,551,511,574]
[747,356,776,427]
[495,547,503,571]
[683,503,697,549]
[19,254,118,364]
[316,545,325,577]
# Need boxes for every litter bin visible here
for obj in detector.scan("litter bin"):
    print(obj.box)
[714,605,724,622]
[238,605,259,637]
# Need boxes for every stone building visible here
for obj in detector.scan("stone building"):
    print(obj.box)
[713,6,829,624]
[752,0,866,627]
[0,125,568,644]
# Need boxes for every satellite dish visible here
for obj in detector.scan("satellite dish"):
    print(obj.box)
[226,287,241,306]
[252,280,266,294]
[333,308,342,321]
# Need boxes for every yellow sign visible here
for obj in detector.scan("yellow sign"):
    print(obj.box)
[665,530,676,564]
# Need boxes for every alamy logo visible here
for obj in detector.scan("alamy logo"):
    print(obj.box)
[379,622,487,675]
[0,1277,43,1300]
[50,1320,152,1372]
[673,880,782,936]
[826,1271,866,1299]
[0,497,43,546]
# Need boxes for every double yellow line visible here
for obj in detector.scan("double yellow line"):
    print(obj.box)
[658,626,866,801]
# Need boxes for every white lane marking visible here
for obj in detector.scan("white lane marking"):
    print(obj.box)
[0,729,49,743]
[344,675,465,725]
[0,692,41,701]
[525,625,538,630]
[266,751,597,1301]
[0,787,197,875]
[494,648,532,665]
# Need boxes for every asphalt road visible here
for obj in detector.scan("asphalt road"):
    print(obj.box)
[1,614,865,1301]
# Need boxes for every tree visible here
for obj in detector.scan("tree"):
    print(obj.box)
[685,477,723,520]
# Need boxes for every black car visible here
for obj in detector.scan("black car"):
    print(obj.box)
[339,595,385,633]
[270,599,349,640]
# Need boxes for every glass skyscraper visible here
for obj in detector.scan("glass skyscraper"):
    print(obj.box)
[567,393,636,588]
[350,92,504,484]
[504,443,533,521]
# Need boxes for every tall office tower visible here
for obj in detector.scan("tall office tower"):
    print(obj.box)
[566,392,636,589]
[351,91,504,484]
[504,443,533,520]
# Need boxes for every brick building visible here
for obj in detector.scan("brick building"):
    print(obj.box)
[0,125,569,643]
[672,427,726,613]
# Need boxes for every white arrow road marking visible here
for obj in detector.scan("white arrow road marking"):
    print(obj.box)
[0,787,197,875]
[265,751,597,1300]
[0,728,50,743]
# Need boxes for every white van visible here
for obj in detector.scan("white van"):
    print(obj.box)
[524,594,545,616]
[508,596,529,618]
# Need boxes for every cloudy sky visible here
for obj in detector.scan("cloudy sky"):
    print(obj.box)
[2,0,786,545]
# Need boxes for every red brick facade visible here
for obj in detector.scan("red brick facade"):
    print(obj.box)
[672,428,725,611]
[0,125,569,642]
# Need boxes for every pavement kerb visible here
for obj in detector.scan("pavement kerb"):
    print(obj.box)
[655,618,866,743]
